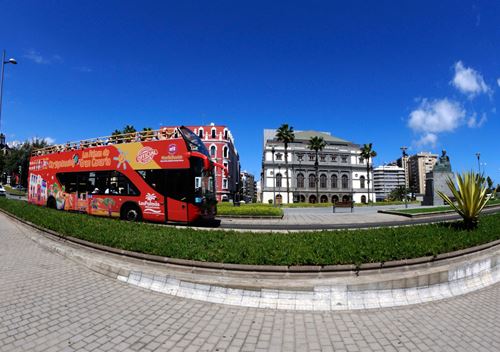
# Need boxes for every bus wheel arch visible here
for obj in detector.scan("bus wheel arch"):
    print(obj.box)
[47,196,57,209]
[120,202,142,222]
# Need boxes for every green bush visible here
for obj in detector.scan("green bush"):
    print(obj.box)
[1,198,499,266]
[217,203,283,217]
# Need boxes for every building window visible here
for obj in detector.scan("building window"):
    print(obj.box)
[297,173,304,188]
[320,174,327,188]
[198,128,204,138]
[222,178,228,189]
[223,146,228,158]
[331,174,338,189]
[275,153,283,161]
[360,176,366,189]
[276,173,282,188]
[361,195,367,203]
[211,128,216,138]
[224,129,228,139]
[320,155,326,162]
[308,174,315,188]
[297,153,303,161]
[210,145,216,157]
[359,157,364,164]
[331,155,337,162]
[308,154,315,161]
[320,195,328,203]
[341,175,349,189]
[341,156,348,163]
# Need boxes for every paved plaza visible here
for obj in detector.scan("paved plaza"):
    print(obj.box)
[1,213,500,351]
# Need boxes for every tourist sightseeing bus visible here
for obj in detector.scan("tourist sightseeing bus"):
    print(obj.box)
[28,126,219,224]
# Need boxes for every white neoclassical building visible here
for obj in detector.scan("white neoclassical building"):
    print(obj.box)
[261,129,374,204]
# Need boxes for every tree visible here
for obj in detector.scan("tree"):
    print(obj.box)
[387,185,410,201]
[122,125,136,134]
[4,138,48,186]
[486,176,494,193]
[360,143,377,203]
[275,124,295,203]
[308,136,326,203]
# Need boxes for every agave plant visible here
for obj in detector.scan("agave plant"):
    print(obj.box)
[437,171,492,230]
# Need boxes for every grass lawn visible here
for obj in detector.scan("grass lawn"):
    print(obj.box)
[217,203,283,217]
[1,197,499,266]
[391,198,500,215]
[283,200,419,208]
[3,185,27,196]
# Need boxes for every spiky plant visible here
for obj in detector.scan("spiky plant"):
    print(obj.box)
[437,171,493,230]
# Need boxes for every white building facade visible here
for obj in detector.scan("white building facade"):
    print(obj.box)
[373,165,405,201]
[261,129,374,204]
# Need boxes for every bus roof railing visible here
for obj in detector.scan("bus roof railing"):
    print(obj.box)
[31,127,181,156]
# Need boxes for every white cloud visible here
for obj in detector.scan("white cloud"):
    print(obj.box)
[451,61,491,98]
[415,133,438,148]
[497,78,500,87]
[6,136,55,148]
[408,98,466,148]
[408,98,465,134]
[467,113,487,128]
[23,49,63,65]
[43,137,56,145]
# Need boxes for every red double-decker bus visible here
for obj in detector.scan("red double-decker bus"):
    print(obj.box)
[28,126,218,224]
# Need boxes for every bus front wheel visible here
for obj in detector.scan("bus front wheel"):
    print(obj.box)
[121,204,142,222]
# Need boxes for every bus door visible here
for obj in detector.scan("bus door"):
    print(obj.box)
[164,169,190,223]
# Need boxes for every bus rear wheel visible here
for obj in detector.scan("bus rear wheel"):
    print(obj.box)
[121,204,142,222]
[47,197,57,209]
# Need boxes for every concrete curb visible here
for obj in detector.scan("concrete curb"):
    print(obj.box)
[2,208,500,311]
[379,204,500,218]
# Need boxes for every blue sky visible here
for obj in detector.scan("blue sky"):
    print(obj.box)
[1,1,499,182]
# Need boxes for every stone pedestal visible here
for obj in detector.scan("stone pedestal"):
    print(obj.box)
[422,170,454,206]
[421,150,454,206]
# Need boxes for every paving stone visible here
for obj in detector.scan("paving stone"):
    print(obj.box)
[1,212,500,351]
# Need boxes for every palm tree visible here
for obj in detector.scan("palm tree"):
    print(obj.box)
[360,143,377,203]
[122,125,136,134]
[275,124,295,203]
[308,136,326,203]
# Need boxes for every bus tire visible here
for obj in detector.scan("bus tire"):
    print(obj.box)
[47,197,57,209]
[121,203,142,222]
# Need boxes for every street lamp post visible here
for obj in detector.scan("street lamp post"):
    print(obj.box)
[400,146,408,208]
[475,152,481,174]
[0,50,18,132]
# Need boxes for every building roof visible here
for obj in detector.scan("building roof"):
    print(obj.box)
[293,130,350,144]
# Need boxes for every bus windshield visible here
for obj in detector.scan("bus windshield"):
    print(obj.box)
[178,126,210,158]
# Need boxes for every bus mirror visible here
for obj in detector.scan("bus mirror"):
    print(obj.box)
[195,177,201,189]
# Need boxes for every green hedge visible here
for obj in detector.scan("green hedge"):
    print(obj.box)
[217,203,283,217]
[1,198,499,266]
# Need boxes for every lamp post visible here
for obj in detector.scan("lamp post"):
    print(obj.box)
[0,50,18,132]
[400,146,408,208]
[475,152,481,174]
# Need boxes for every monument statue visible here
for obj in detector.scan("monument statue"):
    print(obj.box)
[422,150,454,206]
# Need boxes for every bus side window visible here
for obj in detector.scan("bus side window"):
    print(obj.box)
[56,173,77,193]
